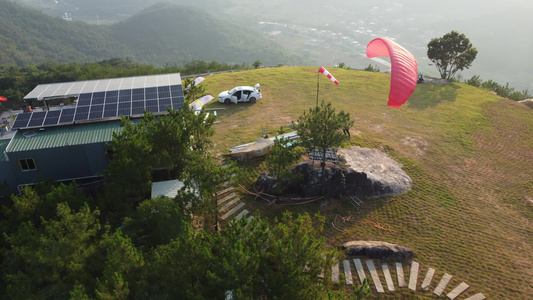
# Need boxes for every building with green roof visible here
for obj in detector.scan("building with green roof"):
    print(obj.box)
[0,120,122,191]
[0,73,185,192]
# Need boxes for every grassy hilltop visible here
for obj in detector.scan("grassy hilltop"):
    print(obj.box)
[200,67,533,299]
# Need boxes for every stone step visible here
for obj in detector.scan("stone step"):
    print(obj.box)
[221,202,245,220]
[434,273,453,296]
[219,197,240,212]
[343,260,353,285]
[247,215,254,222]
[353,259,366,285]
[216,186,234,196]
[464,293,486,300]
[365,260,384,293]
[235,209,249,220]
[408,261,420,291]
[381,263,395,292]
[395,262,405,287]
[421,267,435,290]
[331,262,340,283]
[218,192,238,205]
[446,282,469,300]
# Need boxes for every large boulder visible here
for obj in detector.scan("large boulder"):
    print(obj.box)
[342,241,414,259]
[255,146,412,198]
[228,137,274,160]
[338,146,413,196]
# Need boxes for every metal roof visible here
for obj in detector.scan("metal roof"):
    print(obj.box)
[0,139,9,162]
[6,120,123,153]
[151,179,186,199]
[24,73,182,100]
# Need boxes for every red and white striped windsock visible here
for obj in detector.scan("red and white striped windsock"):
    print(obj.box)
[319,66,339,85]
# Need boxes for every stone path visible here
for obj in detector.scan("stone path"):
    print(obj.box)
[464,293,486,300]
[343,260,353,285]
[408,261,419,291]
[331,262,340,282]
[381,263,395,292]
[215,182,253,223]
[333,260,482,299]
[421,267,435,290]
[446,282,469,300]
[365,260,384,293]
[434,273,453,296]
[395,262,405,287]
[353,258,366,284]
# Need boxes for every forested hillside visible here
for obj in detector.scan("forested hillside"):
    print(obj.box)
[110,3,305,66]
[0,0,304,67]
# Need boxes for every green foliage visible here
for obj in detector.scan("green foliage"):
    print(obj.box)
[122,195,195,249]
[104,108,216,215]
[265,127,305,194]
[466,75,532,100]
[183,77,206,103]
[4,202,109,298]
[253,59,262,69]
[362,64,379,72]
[294,101,352,195]
[466,75,482,87]
[427,30,478,79]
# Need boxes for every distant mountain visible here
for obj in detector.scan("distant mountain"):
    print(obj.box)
[109,3,305,66]
[0,0,305,67]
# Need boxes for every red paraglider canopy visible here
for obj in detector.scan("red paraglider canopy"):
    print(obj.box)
[0,96,7,102]
[366,38,418,108]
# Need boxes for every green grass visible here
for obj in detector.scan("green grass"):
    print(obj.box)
[204,67,533,299]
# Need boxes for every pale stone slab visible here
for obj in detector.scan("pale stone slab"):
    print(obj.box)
[353,259,366,284]
[331,262,340,282]
[235,209,249,220]
[464,293,486,300]
[247,215,254,222]
[433,273,453,296]
[216,186,234,196]
[365,260,384,293]
[381,263,395,292]
[219,197,240,212]
[421,267,435,290]
[221,202,245,220]
[395,262,405,287]
[343,260,354,285]
[217,192,237,205]
[446,282,469,300]
[408,261,419,291]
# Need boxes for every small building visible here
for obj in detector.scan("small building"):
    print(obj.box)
[0,73,185,192]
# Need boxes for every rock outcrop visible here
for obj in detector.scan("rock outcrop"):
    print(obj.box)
[228,137,273,160]
[255,146,412,198]
[342,241,414,259]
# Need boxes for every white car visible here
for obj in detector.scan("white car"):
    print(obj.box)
[218,84,261,104]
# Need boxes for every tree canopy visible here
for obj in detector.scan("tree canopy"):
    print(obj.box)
[294,101,352,195]
[427,30,478,80]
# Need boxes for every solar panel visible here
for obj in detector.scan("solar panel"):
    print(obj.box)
[28,111,47,127]
[103,103,118,118]
[15,73,185,129]
[12,113,32,129]
[91,92,105,105]
[74,106,90,121]
[58,108,76,124]
[43,110,61,126]
[77,93,92,106]
[88,105,104,120]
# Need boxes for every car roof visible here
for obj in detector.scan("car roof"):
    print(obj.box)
[233,86,255,90]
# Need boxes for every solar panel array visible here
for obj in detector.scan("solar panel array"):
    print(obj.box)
[12,85,184,130]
